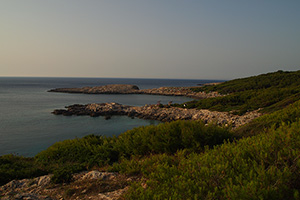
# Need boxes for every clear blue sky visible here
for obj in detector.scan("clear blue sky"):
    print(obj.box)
[1,1,299,80]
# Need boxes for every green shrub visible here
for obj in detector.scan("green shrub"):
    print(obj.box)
[235,99,300,137]
[123,120,300,199]
[185,70,300,114]
[35,134,119,170]
[110,150,187,176]
[35,121,232,173]
[192,70,300,94]
[0,155,46,186]
[114,120,233,157]
[51,164,84,184]
[51,168,73,184]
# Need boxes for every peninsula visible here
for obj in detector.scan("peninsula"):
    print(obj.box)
[48,84,222,99]
[52,102,261,128]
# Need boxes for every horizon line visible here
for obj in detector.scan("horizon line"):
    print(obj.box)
[0,75,227,81]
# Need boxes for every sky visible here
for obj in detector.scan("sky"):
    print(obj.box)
[1,1,299,80]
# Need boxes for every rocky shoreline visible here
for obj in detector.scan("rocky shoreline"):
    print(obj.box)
[49,84,223,99]
[52,102,262,128]
[49,84,260,128]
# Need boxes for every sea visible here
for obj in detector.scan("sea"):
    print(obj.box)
[0,77,221,157]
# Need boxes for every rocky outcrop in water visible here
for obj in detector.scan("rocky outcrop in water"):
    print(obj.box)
[52,103,262,128]
[48,84,140,94]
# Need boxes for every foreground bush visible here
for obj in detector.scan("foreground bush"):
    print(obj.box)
[35,134,119,170]
[120,121,300,199]
[115,120,233,157]
[34,120,232,172]
[0,155,46,186]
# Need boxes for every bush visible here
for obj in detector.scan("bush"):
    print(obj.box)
[114,120,233,157]
[0,155,46,186]
[35,134,119,170]
[51,164,84,184]
[51,168,73,184]
[34,121,232,173]
[122,120,300,199]
[235,100,300,137]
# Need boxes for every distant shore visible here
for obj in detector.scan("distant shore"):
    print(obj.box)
[48,84,223,99]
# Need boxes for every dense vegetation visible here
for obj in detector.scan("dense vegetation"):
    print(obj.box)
[1,70,300,199]
[235,99,300,137]
[196,70,300,94]
[178,70,300,114]
[0,121,232,185]
[117,120,300,199]
[0,155,46,186]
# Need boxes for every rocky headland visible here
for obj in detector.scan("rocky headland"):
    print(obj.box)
[52,102,262,128]
[48,84,223,99]
[48,84,140,94]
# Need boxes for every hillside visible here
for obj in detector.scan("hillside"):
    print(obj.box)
[181,70,300,114]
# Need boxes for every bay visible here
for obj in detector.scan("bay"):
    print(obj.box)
[0,77,220,156]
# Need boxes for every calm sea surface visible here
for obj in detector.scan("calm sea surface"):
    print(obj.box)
[0,77,221,156]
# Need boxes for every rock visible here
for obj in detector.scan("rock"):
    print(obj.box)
[51,109,66,115]
[81,171,115,181]
[0,176,54,200]
[37,175,51,187]
[90,112,100,117]
[14,193,44,200]
[104,115,111,120]
[0,171,129,200]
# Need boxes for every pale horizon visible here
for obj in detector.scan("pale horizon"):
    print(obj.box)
[1,1,299,80]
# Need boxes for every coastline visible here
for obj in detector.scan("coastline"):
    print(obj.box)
[2,71,300,200]
[50,84,260,128]
[52,102,261,129]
